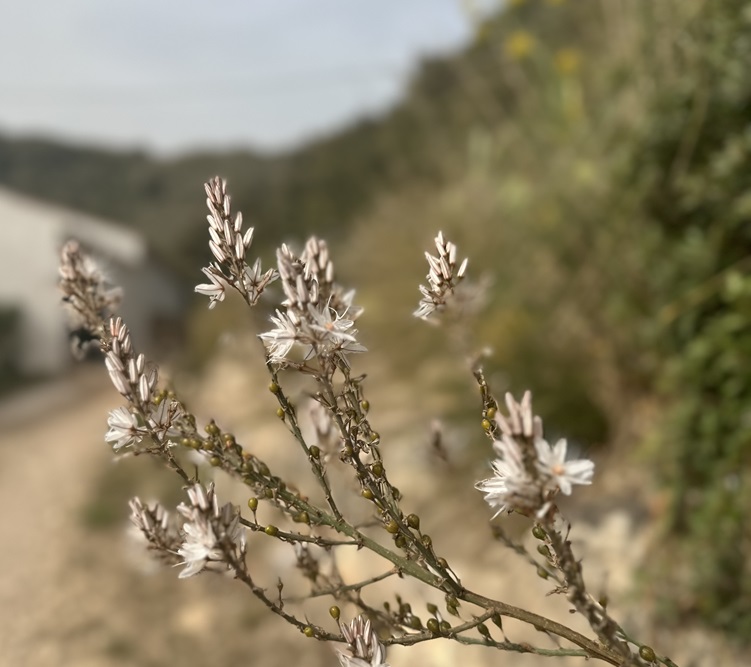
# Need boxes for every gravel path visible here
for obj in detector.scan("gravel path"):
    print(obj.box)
[0,368,115,666]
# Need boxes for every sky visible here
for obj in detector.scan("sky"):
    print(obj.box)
[0,1,499,155]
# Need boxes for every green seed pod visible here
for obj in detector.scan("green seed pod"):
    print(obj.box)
[426,618,440,634]
[258,463,270,476]
[532,524,547,540]
[438,558,449,569]
[477,623,490,637]
[264,488,274,499]
[486,406,497,420]
[343,445,354,458]
[360,400,370,412]
[408,616,422,630]
[309,445,320,459]
[481,419,491,431]
[394,535,407,548]
[269,382,281,394]
[439,621,451,634]
[421,534,432,548]
[536,544,551,559]
[303,626,314,638]
[406,514,420,530]
[205,421,220,436]
[385,520,399,534]
[180,437,191,447]
[361,488,374,500]
[392,487,401,500]
[329,606,340,620]
[639,646,656,663]
[294,511,309,524]
[247,498,258,511]
[371,463,384,478]
[427,603,438,615]
[276,407,285,420]
[264,525,279,537]
[536,566,549,579]
[209,456,221,467]
[370,431,380,443]
[491,613,503,629]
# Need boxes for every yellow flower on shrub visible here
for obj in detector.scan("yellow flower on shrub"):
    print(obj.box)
[554,48,580,75]
[504,31,536,60]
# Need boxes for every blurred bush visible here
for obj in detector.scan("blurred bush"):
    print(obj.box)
[337,0,751,638]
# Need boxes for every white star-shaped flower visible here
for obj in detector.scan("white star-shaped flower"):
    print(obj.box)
[259,309,301,362]
[105,407,144,451]
[175,484,246,578]
[475,435,533,517]
[194,266,226,309]
[535,438,594,495]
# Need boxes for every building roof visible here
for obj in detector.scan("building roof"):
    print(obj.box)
[0,186,145,266]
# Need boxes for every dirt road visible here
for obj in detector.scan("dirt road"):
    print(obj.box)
[0,356,745,667]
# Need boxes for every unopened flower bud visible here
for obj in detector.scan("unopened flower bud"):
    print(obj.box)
[536,544,551,559]
[639,646,656,663]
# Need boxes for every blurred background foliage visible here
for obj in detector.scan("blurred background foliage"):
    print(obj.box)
[2,0,750,641]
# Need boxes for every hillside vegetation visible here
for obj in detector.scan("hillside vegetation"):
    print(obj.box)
[2,0,750,640]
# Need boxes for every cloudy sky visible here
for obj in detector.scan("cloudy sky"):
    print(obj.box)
[1,1,499,154]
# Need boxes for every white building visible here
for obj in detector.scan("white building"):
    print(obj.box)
[0,187,183,378]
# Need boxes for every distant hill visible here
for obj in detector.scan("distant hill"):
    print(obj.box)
[0,2,602,280]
